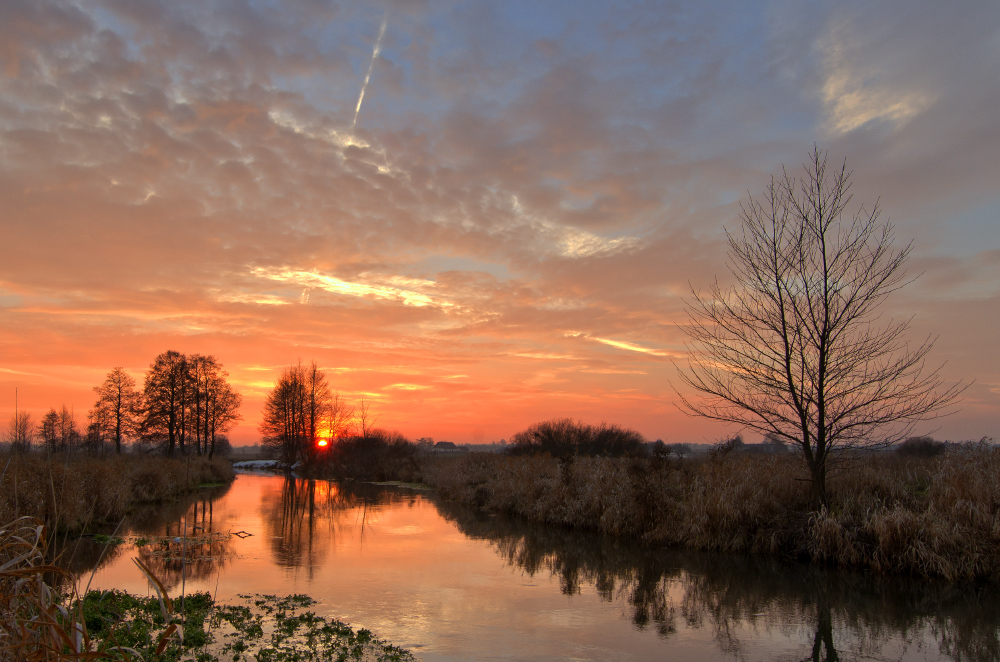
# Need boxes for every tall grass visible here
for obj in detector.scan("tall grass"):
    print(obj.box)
[0,454,234,534]
[422,443,1000,581]
[0,517,94,661]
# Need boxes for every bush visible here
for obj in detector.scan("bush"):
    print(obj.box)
[896,436,946,458]
[508,419,646,458]
[327,429,419,481]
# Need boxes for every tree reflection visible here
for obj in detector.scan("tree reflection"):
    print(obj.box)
[436,500,1000,662]
[52,483,234,591]
[257,477,401,575]
[134,489,236,591]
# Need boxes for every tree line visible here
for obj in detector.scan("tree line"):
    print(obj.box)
[4,350,242,458]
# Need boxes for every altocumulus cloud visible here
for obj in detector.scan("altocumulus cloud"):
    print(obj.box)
[0,0,997,443]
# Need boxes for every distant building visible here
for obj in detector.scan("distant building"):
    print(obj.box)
[433,441,458,451]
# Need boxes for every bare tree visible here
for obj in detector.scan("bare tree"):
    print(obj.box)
[37,406,80,454]
[302,362,332,467]
[678,147,964,509]
[141,350,191,456]
[259,361,335,467]
[356,397,379,440]
[324,393,355,442]
[92,366,142,454]
[6,410,33,453]
[260,365,306,465]
[205,373,242,460]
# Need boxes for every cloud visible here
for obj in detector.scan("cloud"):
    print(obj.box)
[820,15,933,134]
[251,267,451,309]
[0,0,996,444]
[565,332,678,358]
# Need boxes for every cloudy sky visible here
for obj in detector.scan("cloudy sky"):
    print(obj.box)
[1,0,997,445]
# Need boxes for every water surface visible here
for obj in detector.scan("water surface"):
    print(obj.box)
[78,473,998,661]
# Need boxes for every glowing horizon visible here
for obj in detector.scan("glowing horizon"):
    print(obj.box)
[1,1,998,445]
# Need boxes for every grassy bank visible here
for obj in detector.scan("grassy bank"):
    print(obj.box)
[421,443,1000,582]
[0,453,234,533]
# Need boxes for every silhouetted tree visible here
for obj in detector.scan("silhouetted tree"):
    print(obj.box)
[186,355,241,458]
[37,405,80,453]
[324,392,354,442]
[356,396,378,439]
[91,366,142,454]
[678,147,964,508]
[141,350,191,456]
[205,374,242,459]
[141,351,242,457]
[260,361,337,467]
[5,410,33,453]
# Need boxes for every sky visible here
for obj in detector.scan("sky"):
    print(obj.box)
[1,0,998,445]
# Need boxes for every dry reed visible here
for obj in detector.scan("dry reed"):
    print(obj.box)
[0,517,92,661]
[0,454,234,534]
[422,443,1000,581]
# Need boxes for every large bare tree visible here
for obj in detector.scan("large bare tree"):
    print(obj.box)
[92,366,142,454]
[678,147,964,508]
[142,351,242,457]
[141,350,191,456]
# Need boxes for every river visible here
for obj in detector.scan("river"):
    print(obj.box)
[69,472,997,661]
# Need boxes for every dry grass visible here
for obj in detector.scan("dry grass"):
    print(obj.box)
[422,443,1000,581]
[0,454,235,534]
[0,517,92,661]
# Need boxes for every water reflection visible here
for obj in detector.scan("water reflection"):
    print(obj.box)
[56,483,234,590]
[435,500,1000,662]
[135,531,236,592]
[258,477,415,575]
[73,476,1000,662]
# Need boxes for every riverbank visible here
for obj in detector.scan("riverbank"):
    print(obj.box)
[420,443,1000,582]
[0,453,234,533]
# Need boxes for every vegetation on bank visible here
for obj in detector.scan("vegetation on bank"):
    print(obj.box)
[0,453,234,533]
[421,441,1000,582]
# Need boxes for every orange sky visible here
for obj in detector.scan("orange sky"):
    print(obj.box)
[1,1,998,445]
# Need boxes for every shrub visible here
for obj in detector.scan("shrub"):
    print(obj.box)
[327,429,419,481]
[896,436,946,458]
[508,419,646,458]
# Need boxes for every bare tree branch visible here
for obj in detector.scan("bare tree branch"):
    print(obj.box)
[677,146,966,508]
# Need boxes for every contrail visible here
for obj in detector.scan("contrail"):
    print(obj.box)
[352,15,387,131]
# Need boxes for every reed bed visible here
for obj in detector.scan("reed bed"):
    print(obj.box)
[422,443,1000,581]
[0,517,91,661]
[0,454,234,534]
